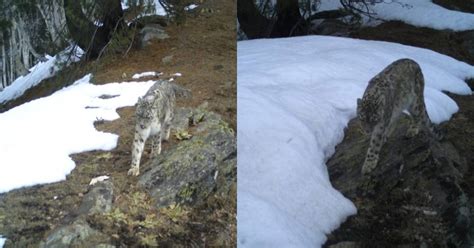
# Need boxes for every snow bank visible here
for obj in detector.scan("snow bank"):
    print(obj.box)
[0,74,155,193]
[0,237,4,248]
[319,0,474,31]
[237,35,473,247]
[0,45,83,104]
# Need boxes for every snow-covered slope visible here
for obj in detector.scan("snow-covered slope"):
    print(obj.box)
[0,74,155,193]
[319,0,474,31]
[0,45,83,104]
[237,35,473,247]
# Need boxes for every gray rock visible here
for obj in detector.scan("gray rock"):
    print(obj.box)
[312,19,352,37]
[39,219,113,248]
[138,107,236,207]
[139,24,169,47]
[161,55,174,65]
[328,241,360,248]
[325,115,472,247]
[40,181,115,247]
[77,181,114,215]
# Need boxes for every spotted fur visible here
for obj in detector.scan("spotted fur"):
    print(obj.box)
[357,58,442,175]
[128,80,191,176]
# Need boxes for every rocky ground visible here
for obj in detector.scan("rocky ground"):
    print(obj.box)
[324,2,474,247]
[0,0,236,246]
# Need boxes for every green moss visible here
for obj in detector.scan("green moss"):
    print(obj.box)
[95,152,113,161]
[194,112,206,124]
[160,204,188,223]
[218,120,234,134]
[177,184,196,202]
[175,129,193,140]
[139,234,158,246]
[137,214,160,229]
[80,163,99,175]
[104,208,129,225]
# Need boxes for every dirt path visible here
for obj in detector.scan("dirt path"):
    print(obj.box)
[0,0,236,246]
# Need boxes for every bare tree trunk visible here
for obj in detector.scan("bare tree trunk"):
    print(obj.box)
[64,0,125,59]
[271,0,308,37]
[237,0,272,39]
[237,0,308,39]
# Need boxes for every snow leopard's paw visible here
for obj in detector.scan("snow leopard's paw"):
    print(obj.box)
[128,166,140,176]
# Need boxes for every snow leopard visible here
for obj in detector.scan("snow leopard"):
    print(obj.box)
[128,80,191,176]
[357,58,442,175]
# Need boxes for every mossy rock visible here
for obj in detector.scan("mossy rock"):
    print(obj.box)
[138,108,236,207]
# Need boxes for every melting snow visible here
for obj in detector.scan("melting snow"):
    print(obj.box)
[89,175,110,185]
[0,45,83,103]
[132,71,162,79]
[185,4,199,11]
[0,74,155,193]
[319,0,474,31]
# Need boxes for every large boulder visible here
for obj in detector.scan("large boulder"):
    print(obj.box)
[139,24,169,48]
[138,106,236,207]
[35,106,235,247]
[39,181,114,248]
[325,115,472,247]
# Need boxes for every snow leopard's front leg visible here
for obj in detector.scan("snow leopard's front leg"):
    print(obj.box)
[129,131,147,176]
[362,123,387,174]
[151,133,162,156]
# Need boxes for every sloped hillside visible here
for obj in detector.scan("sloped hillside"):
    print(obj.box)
[0,0,236,246]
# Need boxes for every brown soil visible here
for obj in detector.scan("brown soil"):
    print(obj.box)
[351,21,474,65]
[93,0,236,129]
[0,0,236,246]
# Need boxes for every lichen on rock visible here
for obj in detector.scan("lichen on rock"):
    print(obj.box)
[138,107,236,207]
[325,114,472,247]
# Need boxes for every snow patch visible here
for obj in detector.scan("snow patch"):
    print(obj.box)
[154,0,166,16]
[185,4,198,11]
[89,175,110,185]
[319,0,474,31]
[0,237,5,247]
[0,45,83,104]
[0,74,156,193]
[238,35,473,247]
[121,0,128,10]
[132,71,162,79]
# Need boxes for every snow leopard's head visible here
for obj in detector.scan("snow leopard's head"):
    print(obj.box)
[135,96,155,130]
[357,97,381,135]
